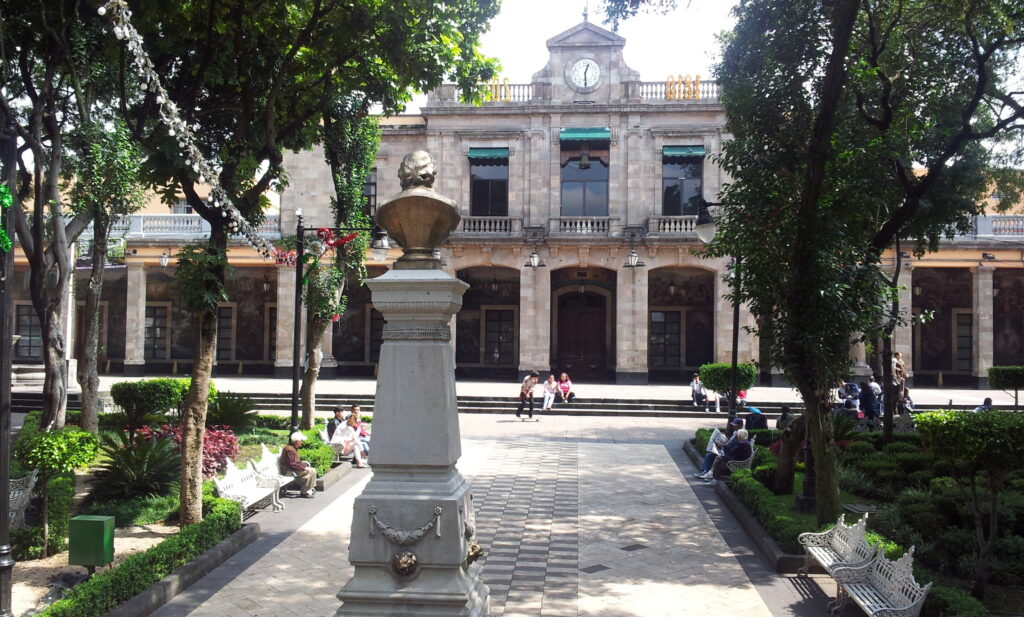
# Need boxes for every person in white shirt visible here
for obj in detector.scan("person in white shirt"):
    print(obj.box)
[690,373,708,411]
[542,374,558,411]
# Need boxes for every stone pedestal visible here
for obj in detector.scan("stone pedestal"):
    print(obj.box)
[973,265,994,388]
[336,268,489,617]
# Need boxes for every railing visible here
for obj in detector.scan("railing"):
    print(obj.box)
[646,215,697,235]
[457,216,523,235]
[551,217,617,236]
[81,214,281,240]
[635,80,720,101]
[483,81,532,103]
[972,214,1024,236]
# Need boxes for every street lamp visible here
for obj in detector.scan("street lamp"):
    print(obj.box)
[159,251,169,267]
[289,208,390,432]
[695,199,742,418]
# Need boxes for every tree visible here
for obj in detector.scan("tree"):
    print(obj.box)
[698,362,756,409]
[111,0,499,524]
[988,366,1024,412]
[916,410,1024,598]
[15,426,98,557]
[0,1,119,429]
[69,121,145,433]
[699,0,1024,526]
[298,96,379,429]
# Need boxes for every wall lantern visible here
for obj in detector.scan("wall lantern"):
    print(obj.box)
[159,251,169,267]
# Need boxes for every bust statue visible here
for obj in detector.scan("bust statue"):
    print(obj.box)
[397,151,437,190]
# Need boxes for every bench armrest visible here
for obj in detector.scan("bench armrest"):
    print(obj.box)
[832,560,873,584]
[798,528,834,547]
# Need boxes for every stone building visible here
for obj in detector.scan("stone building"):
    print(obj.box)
[10,20,1023,388]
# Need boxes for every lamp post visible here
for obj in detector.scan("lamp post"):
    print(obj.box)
[1,116,17,617]
[289,209,390,432]
[695,200,742,418]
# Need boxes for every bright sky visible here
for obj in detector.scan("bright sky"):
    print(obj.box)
[403,0,737,113]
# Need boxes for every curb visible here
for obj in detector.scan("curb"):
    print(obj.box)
[317,460,353,492]
[104,522,260,617]
[682,440,809,574]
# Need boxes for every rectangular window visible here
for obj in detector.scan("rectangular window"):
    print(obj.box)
[15,304,42,360]
[468,150,508,217]
[362,168,377,217]
[662,150,703,216]
[172,199,193,214]
[649,311,682,368]
[560,141,609,216]
[145,305,170,360]
[955,311,972,372]
[217,305,235,362]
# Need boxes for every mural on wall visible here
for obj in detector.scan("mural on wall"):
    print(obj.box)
[912,268,972,372]
[995,269,1024,366]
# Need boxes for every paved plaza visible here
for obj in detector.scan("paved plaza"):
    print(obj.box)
[149,415,839,617]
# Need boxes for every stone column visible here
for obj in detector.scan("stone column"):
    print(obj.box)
[337,271,488,617]
[893,264,914,381]
[123,261,147,375]
[615,265,648,383]
[319,326,336,378]
[851,340,871,377]
[274,263,296,378]
[519,264,551,377]
[713,260,734,364]
[973,264,995,388]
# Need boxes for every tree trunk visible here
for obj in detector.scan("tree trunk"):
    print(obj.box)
[40,480,50,558]
[179,309,217,526]
[38,294,69,431]
[881,334,896,443]
[300,316,329,430]
[76,215,108,433]
[972,483,1001,598]
[774,417,806,495]
[804,389,841,526]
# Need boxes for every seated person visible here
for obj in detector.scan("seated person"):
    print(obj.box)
[689,373,708,409]
[699,429,753,481]
[557,372,576,403]
[349,405,371,456]
[279,432,317,498]
[326,405,350,441]
[345,415,370,467]
[973,397,994,413]
[694,417,743,477]
[744,406,768,430]
[776,405,796,430]
[897,391,914,415]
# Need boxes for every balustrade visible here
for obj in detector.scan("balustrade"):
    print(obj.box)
[79,213,280,240]
[647,215,697,235]
[552,217,614,236]
[458,216,522,235]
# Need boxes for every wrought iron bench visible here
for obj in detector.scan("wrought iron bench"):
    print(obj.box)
[248,444,297,501]
[725,444,757,474]
[9,469,39,529]
[214,458,283,520]
[797,513,873,576]
[831,547,931,617]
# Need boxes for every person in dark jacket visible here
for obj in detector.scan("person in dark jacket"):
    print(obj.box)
[698,429,753,481]
[326,406,349,441]
[279,432,317,497]
[858,381,880,430]
[744,406,768,430]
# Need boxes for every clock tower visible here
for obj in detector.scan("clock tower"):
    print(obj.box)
[531,21,639,104]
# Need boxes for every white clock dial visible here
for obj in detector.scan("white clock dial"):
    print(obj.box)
[568,58,601,90]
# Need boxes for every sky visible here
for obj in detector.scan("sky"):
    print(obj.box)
[403,0,737,113]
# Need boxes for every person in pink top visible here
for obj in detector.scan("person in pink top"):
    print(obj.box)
[557,372,575,404]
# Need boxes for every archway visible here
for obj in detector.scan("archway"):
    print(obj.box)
[647,266,714,383]
[455,266,521,379]
[551,266,616,381]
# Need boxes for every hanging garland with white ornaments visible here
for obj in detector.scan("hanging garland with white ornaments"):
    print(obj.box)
[98,0,274,260]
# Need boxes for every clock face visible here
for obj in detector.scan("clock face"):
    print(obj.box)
[567,58,601,91]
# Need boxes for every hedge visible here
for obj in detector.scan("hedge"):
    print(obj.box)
[11,473,75,559]
[37,496,241,617]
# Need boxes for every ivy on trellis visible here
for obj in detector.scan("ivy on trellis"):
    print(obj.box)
[0,184,12,253]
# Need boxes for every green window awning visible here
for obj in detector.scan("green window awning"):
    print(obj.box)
[559,127,611,141]
[663,145,706,157]
[467,147,509,159]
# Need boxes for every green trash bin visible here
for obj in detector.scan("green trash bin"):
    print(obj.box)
[69,515,114,570]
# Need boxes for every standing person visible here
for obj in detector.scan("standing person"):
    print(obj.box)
[517,371,539,420]
[542,374,558,411]
[557,372,576,404]
[868,376,882,397]
[893,351,909,397]
[279,432,317,498]
[858,380,879,430]
[689,373,708,411]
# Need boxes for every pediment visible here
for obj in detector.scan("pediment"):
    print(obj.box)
[546,21,625,49]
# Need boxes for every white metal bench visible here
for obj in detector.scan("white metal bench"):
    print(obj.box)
[831,547,931,617]
[214,458,283,519]
[319,428,355,465]
[725,443,757,473]
[248,444,297,500]
[797,513,873,576]
[9,469,38,529]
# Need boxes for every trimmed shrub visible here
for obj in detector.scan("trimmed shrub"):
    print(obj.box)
[699,362,757,394]
[837,465,875,497]
[752,462,776,488]
[254,414,291,430]
[37,496,240,617]
[728,469,806,553]
[920,585,989,617]
[298,442,335,476]
[989,366,1024,410]
[89,432,181,502]
[747,429,783,447]
[843,440,877,460]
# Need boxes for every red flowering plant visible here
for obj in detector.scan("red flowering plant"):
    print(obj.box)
[139,424,239,478]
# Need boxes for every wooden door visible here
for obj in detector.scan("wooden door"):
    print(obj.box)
[556,293,607,379]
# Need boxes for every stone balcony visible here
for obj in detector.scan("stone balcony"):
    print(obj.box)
[80,213,281,242]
